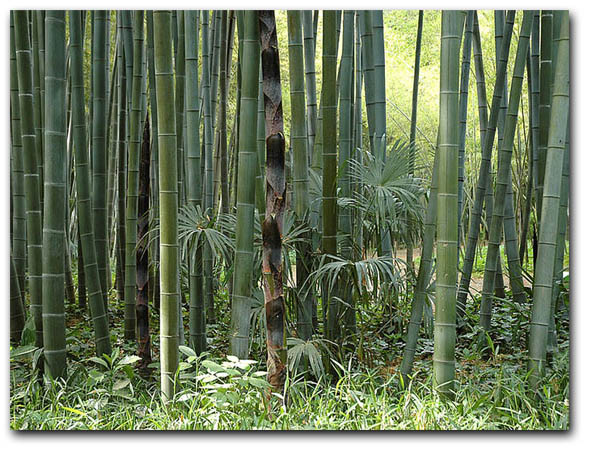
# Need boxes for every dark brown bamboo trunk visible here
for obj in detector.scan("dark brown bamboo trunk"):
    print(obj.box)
[259,10,286,391]
[136,113,151,368]
[77,230,87,310]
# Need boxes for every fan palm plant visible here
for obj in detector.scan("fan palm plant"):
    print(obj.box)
[345,141,424,249]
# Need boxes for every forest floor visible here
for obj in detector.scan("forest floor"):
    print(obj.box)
[9,262,570,430]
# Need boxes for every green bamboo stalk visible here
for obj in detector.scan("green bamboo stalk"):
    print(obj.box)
[401,132,440,380]
[493,12,528,303]
[405,10,424,271]
[210,11,222,135]
[433,10,463,398]
[36,10,45,183]
[218,11,229,215]
[121,11,133,109]
[32,12,44,201]
[353,12,363,256]
[146,11,161,311]
[457,11,473,262]
[520,12,540,265]
[338,10,356,337]
[153,10,179,402]
[358,11,375,153]
[322,10,339,342]
[302,11,317,162]
[255,65,266,220]
[10,16,26,307]
[124,11,145,340]
[547,123,569,356]
[371,10,386,156]
[456,12,515,310]
[259,10,287,390]
[230,10,260,358]
[174,11,185,345]
[41,10,67,378]
[530,10,541,211]
[536,10,553,223]
[116,39,127,304]
[14,11,44,350]
[288,10,313,341]
[490,11,507,300]
[11,254,26,343]
[184,10,206,355]
[201,11,216,325]
[175,11,185,211]
[107,37,120,253]
[528,10,569,386]
[69,10,111,357]
[92,11,109,308]
[479,11,533,332]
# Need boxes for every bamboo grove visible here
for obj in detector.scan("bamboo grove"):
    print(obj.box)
[9,10,569,404]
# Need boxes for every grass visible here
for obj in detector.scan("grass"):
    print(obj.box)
[9,343,569,430]
[10,281,569,430]
[9,237,570,430]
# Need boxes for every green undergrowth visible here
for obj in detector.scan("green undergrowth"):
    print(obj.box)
[10,344,569,430]
[10,247,569,430]
[10,305,569,430]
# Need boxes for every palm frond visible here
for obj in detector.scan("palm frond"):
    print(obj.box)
[178,204,236,265]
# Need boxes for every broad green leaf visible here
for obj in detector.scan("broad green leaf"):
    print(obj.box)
[202,360,226,372]
[118,355,141,366]
[113,378,131,390]
[248,377,271,389]
[179,345,197,358]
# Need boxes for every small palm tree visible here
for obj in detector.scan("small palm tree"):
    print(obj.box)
[345,139,425,253]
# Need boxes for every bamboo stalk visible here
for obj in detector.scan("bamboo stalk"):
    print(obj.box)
[230,10,260,359]
[528,10,569,386]
[259,10,287,390]
[14,11,44,350]
[456,12,515,310]
[69,10,111,357]
[287,10,313,341]
[433,10,463,398]
[124,11,145,340]
[479,11,533,332]
[41,10,68,378]
[153,10,179,402]
[92,11,110,308]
